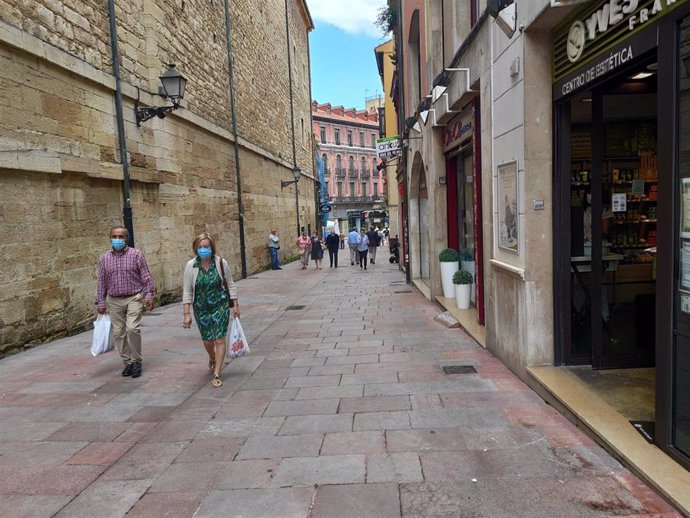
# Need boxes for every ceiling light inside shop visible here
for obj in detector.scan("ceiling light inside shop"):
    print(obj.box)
[631,72,654,80]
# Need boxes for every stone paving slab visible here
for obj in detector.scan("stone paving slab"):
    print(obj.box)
[270,454,366,486]
[237,434,323,460]
[279,414,354,435]
[0,495,72,518]
[311,483,401,518]
[321,431,386,455]
[367,452,423,483]
[263,398,340,417]
[53,479,151,518]
[195,488,314,518]
[214,459,279,489]
[338,395,411,414]
[353,410,411,431]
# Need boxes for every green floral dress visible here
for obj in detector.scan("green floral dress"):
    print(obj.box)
[192,257,230,341]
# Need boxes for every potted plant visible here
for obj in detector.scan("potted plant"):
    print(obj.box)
[453,270,473,309]
[460,248,476,303]
[439,248,460,298]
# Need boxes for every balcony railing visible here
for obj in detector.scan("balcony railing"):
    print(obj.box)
[373,170,380,177]
[324,168,331,176]
[361,171,370,180]
[332,195,382,204]
[348,168,358,178]
[335,168,346,177]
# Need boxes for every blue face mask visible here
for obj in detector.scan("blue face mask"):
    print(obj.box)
[197,247,212,259]
[111,238,126,251]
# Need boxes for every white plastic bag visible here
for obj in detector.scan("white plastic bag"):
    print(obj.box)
[228,317,250,359]
[91,314,114,357]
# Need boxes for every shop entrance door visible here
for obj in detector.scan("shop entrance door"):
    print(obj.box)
[563,61,658,369]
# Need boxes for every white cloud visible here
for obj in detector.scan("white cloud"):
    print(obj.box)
[307,0,387,38]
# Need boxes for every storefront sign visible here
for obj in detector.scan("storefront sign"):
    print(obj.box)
[553,27,655,99]
[443,109,473,152]
[553,0,688,96]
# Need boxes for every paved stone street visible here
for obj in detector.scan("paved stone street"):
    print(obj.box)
[0,250,682,517]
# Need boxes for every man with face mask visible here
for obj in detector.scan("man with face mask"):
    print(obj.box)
[95,225,155,378]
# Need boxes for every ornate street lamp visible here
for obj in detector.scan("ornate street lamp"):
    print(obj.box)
[281,165,302,237]
[135,64,188,126]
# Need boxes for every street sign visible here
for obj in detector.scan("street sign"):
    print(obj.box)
[376,136,403,159]
[320,204,331,213]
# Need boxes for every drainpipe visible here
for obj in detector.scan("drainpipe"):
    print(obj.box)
[223,0,248,279]
[107,0,135,247]
[285,0,300,238]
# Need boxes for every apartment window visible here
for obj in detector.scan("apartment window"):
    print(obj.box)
[335,129,340,145]
[372,158,377,173]
[336,155,342,171]
[349,182,355,197]
[362,182,367,197]
[360,131,364,146]
[360,157,366,173]
[320,126,326,143]
[325,181,329,194]
[348,156,354,170]
[371,133,377,148]
[374,182,378,195]
[337,182,343,197]
[347,130,353,147]
[322,154,328,171]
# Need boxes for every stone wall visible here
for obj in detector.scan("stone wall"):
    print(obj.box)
[0,0,314,355]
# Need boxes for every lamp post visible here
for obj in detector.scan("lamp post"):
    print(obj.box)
[281,165,301,236]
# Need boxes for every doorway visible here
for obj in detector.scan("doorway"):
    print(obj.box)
[561,58,658,369]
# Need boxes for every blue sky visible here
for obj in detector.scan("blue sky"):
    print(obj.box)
[307,0,390,110]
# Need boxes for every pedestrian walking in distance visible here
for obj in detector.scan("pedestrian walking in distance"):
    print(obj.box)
[347,227,360,265]
[267,228,281,270]
[366,226,381,265]
[339,232,346,249]
[182,233,240,388]
[95,225,155,379]
[325,228,340,268]
[357,228,370,270]
[310,231,324,269]
[296,231,311,270]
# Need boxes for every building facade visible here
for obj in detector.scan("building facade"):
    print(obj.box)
[312,102,384,231]
[0,0,315,355]
[375,39,400,241]
[391,0,690,500]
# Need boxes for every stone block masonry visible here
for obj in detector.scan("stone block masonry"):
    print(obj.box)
[0,0,315,354]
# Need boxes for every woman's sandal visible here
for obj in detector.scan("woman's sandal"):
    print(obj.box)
[212,374,223,388]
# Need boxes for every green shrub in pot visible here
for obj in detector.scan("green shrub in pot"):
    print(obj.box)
[452,270,473,285]
[439,248,460,262]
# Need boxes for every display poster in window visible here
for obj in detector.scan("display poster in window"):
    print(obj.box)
[681,245,690,294]
[498,161,519,253]
[632,179,645,196]
[612,193,627,213]
[682,179,690,239]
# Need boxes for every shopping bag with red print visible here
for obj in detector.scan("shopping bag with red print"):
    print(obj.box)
[228,317,250,359]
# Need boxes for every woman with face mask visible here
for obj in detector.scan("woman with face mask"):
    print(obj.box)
[182,233,240,388]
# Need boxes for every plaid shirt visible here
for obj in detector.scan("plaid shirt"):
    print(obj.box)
[95,247,154,310]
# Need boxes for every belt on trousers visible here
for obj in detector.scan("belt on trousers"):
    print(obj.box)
[109,292,141,298]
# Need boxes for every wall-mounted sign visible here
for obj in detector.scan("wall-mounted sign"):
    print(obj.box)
[443,109,473,151]
[376,136,406,159]
[553,0,688,98]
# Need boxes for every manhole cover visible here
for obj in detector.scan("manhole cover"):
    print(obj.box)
[442,365,477,375]
[285,305,306,311]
